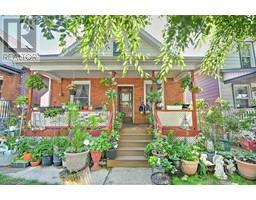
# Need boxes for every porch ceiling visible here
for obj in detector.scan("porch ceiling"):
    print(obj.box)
[36,69,183,79]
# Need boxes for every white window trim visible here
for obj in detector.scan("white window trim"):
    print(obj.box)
[240,42,256,68]
[117,84,135,123]
[233,84,251,108]
[71,80,91,105]
[144,80,152,105]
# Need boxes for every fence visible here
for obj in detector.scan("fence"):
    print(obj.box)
[0,100,11,119]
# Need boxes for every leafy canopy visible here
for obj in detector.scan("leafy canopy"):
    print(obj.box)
[20,15,256,80]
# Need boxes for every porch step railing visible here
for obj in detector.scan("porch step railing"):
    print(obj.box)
[0,100,11,129]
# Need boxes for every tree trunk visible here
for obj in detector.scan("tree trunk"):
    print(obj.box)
[59,167,91,185]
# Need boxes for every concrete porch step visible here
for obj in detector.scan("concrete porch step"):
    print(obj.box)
[119,140,151,147]
[117,147,145,156]
[107,156,149,168]
[120,134,152,140]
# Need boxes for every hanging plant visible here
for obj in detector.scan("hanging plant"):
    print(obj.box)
[189,86,202,94]
[100,77,114,87]
[180,75,192,91]
[25,74,47,90]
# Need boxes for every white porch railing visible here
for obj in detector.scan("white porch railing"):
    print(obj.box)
[31,110,111,130]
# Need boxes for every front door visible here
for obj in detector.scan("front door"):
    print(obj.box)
[118,86,133,123]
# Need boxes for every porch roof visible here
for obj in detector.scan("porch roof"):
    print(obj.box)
[223,68,256,84]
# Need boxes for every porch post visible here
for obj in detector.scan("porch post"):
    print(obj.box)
[26,88,33,122]
[191,70,198,132]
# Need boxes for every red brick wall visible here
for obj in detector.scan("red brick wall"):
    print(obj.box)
[0,72,20,103]
[50,77,183,124]
[164,78,184,106]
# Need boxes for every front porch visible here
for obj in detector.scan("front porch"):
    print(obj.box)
[23,69,199,137]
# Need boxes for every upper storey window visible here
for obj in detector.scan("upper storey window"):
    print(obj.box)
[239,42,255,68]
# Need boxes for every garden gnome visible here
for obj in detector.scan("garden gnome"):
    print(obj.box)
[200,153,214,166]
[213,155,228,180]
[225,159,236,175]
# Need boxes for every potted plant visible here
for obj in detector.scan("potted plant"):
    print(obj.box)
[25,74,47,90]
[53,136,68,166]
[235,151,256,180]
[11,157,30,168]
[189,86,202,94]
[106,130,120,160]
[39,138,53,166]
[90,132,112,171]
[148,156,177,185]
[32,104,40,111]
[180,75,192,91]
[180,145,199,175]
[16,137,35,161]
[67,83,77,95]
[30,148,42,167]
[87,115,102,136]
[64,128,92,173]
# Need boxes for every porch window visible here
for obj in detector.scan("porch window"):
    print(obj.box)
[144,80,164,109]
[72,81,91,106]
[233,84,251,108]
[113,41,120,56]
[239,42,255,68]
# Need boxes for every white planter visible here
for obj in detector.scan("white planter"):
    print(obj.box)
[166,105,183,110]
[64,151,90,173]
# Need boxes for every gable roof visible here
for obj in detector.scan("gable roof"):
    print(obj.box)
[59,29,163,57]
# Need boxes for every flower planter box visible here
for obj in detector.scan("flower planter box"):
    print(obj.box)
[240,138,256,152]
[11,160,29,168]
[166,105,183,110]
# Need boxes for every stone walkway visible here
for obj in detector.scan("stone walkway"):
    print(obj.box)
[0,166,152,185]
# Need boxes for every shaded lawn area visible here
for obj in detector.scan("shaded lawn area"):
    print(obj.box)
[0,174,48,185]
[171,174,256,185]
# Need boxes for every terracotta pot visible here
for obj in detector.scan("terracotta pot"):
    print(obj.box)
[91,151,102,171]
[89,129,102,137]
[23,152,32,161]
[235,158,256,180]
[181,160,199,175]
[64,151,90,173]
[30,161,41,167]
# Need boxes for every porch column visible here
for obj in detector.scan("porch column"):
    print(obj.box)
[26,87,33,122]
[191,70,198,132]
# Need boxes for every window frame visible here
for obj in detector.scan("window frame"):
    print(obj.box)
[144,80,165,108]
[233,84,251,108]
[71,80,91,105]
[239,41,256,69]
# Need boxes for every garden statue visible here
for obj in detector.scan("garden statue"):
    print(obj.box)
[213,155,227,180]
[225,159,236,175]
[200,153,214,166]
[206,139,214,153]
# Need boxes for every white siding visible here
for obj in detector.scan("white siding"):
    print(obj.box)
[223,49,241,69]
[219,81,234,107]
[72,37,159,58]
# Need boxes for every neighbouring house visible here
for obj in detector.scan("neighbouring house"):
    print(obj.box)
[16,30,203,137]
[193,41,256,109]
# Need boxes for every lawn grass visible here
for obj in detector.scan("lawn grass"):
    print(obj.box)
[171,173,256,185]
[0,174,48,185]
[229,174,256,185]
